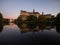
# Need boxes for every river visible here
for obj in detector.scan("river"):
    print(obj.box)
[0,23,60,45]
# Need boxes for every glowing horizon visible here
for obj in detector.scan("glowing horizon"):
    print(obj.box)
[0,0,60,19]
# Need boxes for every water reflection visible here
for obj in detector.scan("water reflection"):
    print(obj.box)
[0,23,9,32]
[16,23,58,33]
[0,23,60,45]
[16,23,60,44]
[0,24,3,32]
[56,25,60,33]
[0,23,60,34]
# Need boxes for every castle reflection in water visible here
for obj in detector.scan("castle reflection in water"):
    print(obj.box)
[17,23,60,33]
[0,23,60,34]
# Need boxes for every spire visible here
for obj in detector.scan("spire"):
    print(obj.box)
[33,9,35,13]
[21,9,23,12]
[42,12,44,15]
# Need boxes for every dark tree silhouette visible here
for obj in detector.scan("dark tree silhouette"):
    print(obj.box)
[56,26,60,33]
[56,13,60,33]
[0,24,3,32]
[25,15,37,29]
[0,13,3,23]
[0,13,3,18]
[56,13,60,25]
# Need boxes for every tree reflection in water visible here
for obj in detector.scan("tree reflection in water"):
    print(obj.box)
[0,23,9,32]
[16,23,57,33]
[56,25,60,33]
[0,24,3,32]
[0,22,60,34]
[16,23,60,45]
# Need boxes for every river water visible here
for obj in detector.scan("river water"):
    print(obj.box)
[0,23,60,45]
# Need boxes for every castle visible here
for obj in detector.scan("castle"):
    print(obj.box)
[20,9,40,20]
[19,9,54,21]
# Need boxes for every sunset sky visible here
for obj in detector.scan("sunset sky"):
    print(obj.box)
[0,0,60,19]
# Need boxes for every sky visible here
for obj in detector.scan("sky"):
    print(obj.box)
[0,0,60,19]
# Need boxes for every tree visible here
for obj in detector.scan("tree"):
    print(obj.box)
[38,15,47,25]
[14,15,23,24]
[56,13,60,25]
[0,13,3,23]
[25,15,37,28]
[26,15,37,22]
[0,13,3,18]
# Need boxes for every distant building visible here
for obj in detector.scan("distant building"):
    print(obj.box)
[44,14,53,18]
[41,12,55,18]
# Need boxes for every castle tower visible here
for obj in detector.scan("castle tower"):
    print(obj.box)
[33,9,35,13]
[42,12,44,15]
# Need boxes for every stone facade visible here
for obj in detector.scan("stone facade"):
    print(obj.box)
[19,10,54,21]
[20,10,40,20]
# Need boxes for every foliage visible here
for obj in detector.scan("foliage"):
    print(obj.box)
[25,15,37,28]
[14,15,23,24]
[38,15,47,25]
[2,18,10,23]
[0,12,9,24]
[56,13,60,25]
[0,13,3,22]
[25,15,37,24]
[0,13,3,18]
